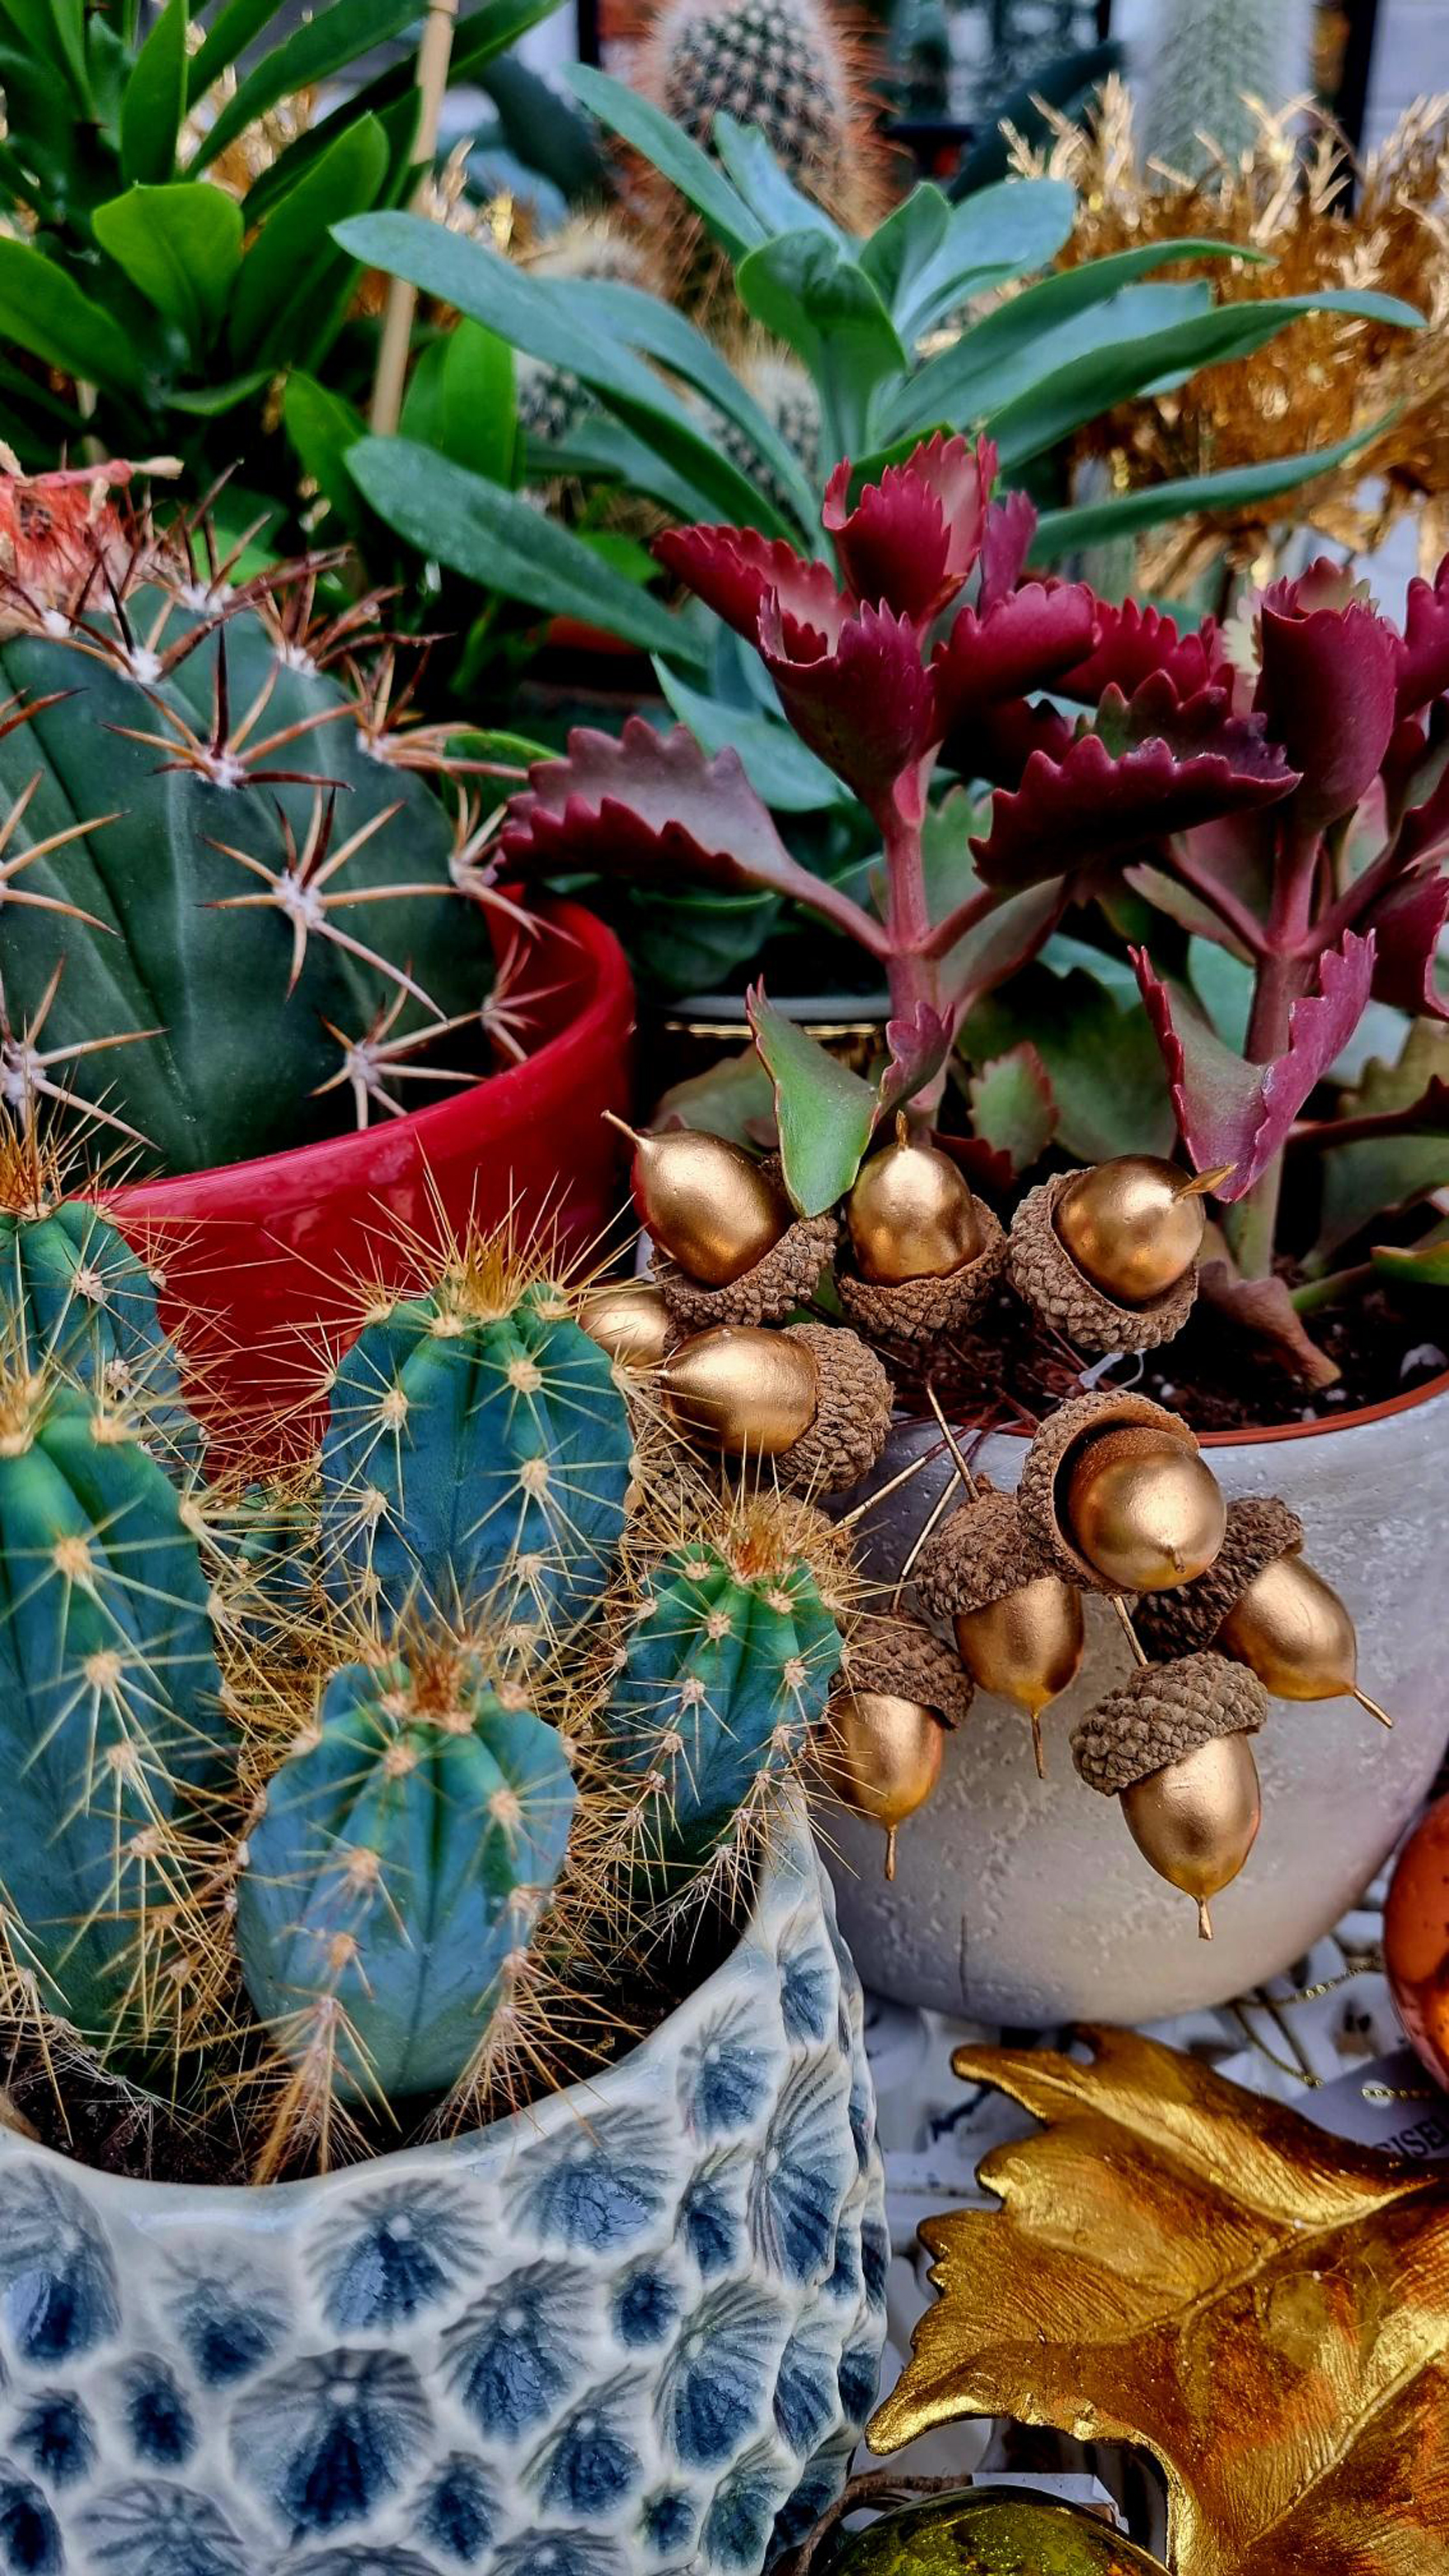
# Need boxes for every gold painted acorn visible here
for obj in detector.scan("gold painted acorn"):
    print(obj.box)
[838,1114,1006,1349]
[605,1114,790,1287]
[1072,1649,1267,1937]
[917,1483,1083,1776]
[823,1612,972,1878]
[577,1280,674,1369]
[660,1319,893,1494]
[1007,1157,1228,1356]
[1132,1497,1390,1729]
[1017,1390,1226,1594]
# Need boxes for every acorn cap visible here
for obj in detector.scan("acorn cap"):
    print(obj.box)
[653,1157,838,1329]
[778,1320,893,1494]
[1131,1497,1306,1660]
[1018,1388,1199,1591]
[837,1201,1006,1350]
[842,1612,973,1727]
[1008,1172,1197,1355]
[916,1483,1047,1621]
[1072,1649,1268,1798]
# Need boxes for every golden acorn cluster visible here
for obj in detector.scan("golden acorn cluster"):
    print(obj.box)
[584,1115,1386,1929]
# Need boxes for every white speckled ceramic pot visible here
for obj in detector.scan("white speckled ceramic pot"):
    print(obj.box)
[828,1374,1449,2027]
[0,1813,885,2576]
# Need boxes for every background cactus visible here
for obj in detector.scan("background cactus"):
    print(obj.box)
[0,1365,224,2054]
[1136,0,1316,175]
[0,480,508,1176]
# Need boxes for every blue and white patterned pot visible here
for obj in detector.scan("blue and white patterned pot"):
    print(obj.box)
[0,1810,886,2576]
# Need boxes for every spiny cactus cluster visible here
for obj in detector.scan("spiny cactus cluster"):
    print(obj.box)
[0,1146,850,2180]
[0,468,516,1176]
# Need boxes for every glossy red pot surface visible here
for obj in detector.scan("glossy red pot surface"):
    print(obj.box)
[106,900,633,1435]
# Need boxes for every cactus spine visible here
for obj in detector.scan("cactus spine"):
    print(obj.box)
[0,1365,223,2051]
[236,1645,576,2107]
[0,486,503,1175]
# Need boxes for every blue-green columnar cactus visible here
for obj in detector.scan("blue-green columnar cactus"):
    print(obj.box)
[0,501,499,1175]
[234,1647,577,2105]
[319,1271,635,1640]
[0,1366,223,2048]
[595,1532,843,1906]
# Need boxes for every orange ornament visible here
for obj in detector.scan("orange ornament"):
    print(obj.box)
[1386,1795,1449,2090]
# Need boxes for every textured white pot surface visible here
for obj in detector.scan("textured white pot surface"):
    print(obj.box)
[828,1378,1449,2027]
[0,1814,886,2576]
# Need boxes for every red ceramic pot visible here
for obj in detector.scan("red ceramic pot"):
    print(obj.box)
[106,899,633,1441]
[1386,1796,1449,2091]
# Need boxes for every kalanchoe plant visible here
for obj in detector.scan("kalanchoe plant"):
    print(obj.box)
[502,435,1296,1212]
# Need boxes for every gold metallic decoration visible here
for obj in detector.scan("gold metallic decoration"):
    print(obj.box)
[1386,1794,1449,2090]
[605,1114,790,1288]
[577,1280,674,1370]
[1122,1731,1263,1941]
[1015,82,1449,585]
[954,1579,1085,1780]
[1218,1552,1393,1726]
[1054,1157,1228,1309]
[823,1689,948,1880]
[870,2025,1449,2572]
[660,1324,819,1453]
[1064,1426,1227,1593]
[823,2487,1167,2573]
[846,1114,984,1284]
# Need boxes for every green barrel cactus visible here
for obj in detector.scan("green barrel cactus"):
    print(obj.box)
[319,1274,635,1641]
[595,1534,843,1904]
[235,1647,576,2103]
[0,523,498,1175]
[0,1367,224,2048]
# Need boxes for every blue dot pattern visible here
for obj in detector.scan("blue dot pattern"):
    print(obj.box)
[0,1822,884,2573]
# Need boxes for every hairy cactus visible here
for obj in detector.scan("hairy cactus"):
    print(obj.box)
[319,1260,635,1642]
[0,480,504,1175]
[590,1514,843,1909]
[235,1642,576,2109]
[0,1113,199,1458]
[0,1363,224,2050]
[1137,0,1315,174]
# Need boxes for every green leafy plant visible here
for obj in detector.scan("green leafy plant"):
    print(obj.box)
[0,1171,848,2175]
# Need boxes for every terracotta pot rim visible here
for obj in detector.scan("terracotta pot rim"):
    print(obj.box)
[955,1363,1449,1450]
[106,899,631,1218]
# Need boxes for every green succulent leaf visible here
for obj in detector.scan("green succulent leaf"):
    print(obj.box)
[0,237,142,389]
[282,369,369,537]
[1372,1234,1449,1288]
[568,61,763,263]
[654,664,851,813]
[92,181,242,349]
[710,109,842,242]
[229,113,387,367]
[401,320,517,485]
[1033,419,1394,556]
[196,0,428,170]
[120,0,187,185]
[736,229,904,457]
[748,989,879,1215]
[963,964,1177,1164]
[967,1042,1058,1175]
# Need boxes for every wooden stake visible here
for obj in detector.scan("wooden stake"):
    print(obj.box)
[369,0,462,437]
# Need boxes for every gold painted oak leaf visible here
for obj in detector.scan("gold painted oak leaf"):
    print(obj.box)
[869,2026,1449,2575]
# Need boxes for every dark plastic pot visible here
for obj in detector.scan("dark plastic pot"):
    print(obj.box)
[107,900,633,1435]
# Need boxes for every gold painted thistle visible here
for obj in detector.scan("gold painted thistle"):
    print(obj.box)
[870,2026,1449,2572]
[1015,82,1449,587]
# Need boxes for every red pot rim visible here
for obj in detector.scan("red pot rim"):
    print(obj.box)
[107,899,632,1219]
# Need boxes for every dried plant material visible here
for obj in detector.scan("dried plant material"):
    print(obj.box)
[872,2027,1449,2573]
[1016,82,1449,583]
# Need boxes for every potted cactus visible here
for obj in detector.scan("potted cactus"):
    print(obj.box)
[0,1149,884,2576]
[0,461,634,1419]
[499,438,1449,2025]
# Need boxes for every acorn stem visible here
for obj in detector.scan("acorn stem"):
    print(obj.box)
[601,1109,644,1146]
[884,1825,898,1882]
[1353,1687,1395,1730]
[1175,1164,1234,1200]
[1198,1898,1214,1941]
[1030,1710,1046,1779]
[1110,1592,1151,1668]
[924,1382,980,1500]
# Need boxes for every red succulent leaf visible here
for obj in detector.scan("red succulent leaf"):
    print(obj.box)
[1131,929,1376,1199]
[499,717,888,952]
[1054,598,1232,706]
[758,594,938,823]
[654,523,846,650]
[822,432,993,626]
[944,693,1076,792]
[1197,1260,1342,1387]
[978,488,1037,609]
[1394,556,1449,720]
[879,999,956,1113]
[931,581,1097,739]
[1368,870,1449,1021]
[1393,702,1449,861]
[1254,570,1398,828]
[972,676,1297,889]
